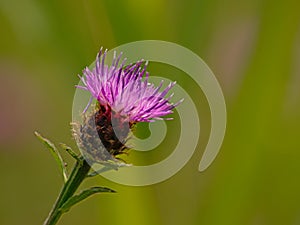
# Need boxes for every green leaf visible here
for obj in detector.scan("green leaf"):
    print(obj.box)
[34,131,68,182]
[59,186,116,213]
[86,160,131,178]
[59,143,82,162]
[86,167,112,178]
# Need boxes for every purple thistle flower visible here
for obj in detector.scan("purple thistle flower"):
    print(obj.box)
[77,48,182,123]
[74,48,182,160]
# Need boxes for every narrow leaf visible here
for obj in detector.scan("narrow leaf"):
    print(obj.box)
[59,187,116,213]
[86,161,131,178]
[34,131,68,182]
[86,167,112,178]
[59,143,82,162]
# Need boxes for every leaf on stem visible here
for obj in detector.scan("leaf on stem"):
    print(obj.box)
[59,186,116,213]
[59,143,82,162]
[86,160,131,178]
[34,131,68,182]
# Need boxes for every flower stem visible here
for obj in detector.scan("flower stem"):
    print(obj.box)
[43,159,91,225]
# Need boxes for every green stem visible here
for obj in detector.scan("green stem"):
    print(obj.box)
[43,159,91,225]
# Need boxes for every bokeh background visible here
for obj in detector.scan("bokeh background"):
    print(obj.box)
[1,0,300,225]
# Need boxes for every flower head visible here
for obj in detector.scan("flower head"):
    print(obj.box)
[77,48,182,122]
[74,48,182,161]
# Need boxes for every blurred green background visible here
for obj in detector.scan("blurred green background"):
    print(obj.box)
[1,0,300,225]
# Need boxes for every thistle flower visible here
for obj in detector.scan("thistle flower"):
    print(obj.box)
[74,48,182,162]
